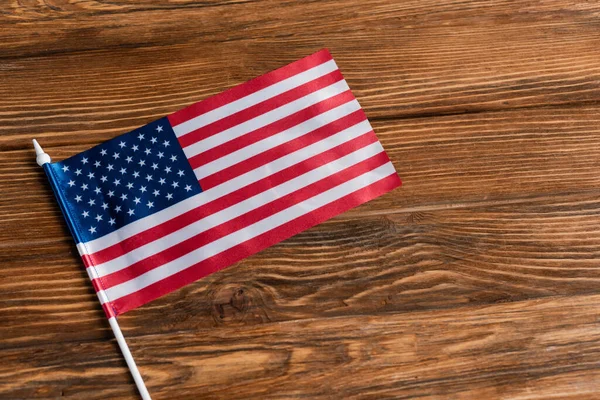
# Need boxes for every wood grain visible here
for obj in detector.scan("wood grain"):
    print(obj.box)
[2,0,600,398]
[3,189,600,349]
[1,0,600,146]
[3,105,600,245]
[3,294,600,399]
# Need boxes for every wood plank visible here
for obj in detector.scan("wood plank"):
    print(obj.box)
[1,0,600,147]
[2,293,600,399]
[3,105,600,246]
[3,189,600,348]
[2,105,600,349]
[3,1,600,397]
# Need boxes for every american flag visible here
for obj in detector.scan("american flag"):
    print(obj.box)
[44,49,401,318]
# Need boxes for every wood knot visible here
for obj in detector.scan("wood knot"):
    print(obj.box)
[208,281,273,325]
[210,284,251,323]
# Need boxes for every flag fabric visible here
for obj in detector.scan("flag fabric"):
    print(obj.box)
[43,49,402,318]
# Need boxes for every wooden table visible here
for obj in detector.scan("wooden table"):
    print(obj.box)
[2,1,600,398]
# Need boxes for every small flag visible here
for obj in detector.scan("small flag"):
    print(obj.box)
[42,49,401,318]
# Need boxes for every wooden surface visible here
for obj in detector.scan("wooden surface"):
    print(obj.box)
[1,0,600,398]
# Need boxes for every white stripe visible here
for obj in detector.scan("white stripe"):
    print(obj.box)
[79,119,374,255]
[85,268,110,304]
[91,141,384,278]
[182,79,351,159]
[172,59,339,137]
[80,243,102,287]
[101,162,396,303]
[195,99,361,180]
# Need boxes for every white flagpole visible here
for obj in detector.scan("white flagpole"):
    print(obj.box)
[108,317,152,400]
[33,139,152,400]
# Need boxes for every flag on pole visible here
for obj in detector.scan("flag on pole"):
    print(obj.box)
[42,49,401,318]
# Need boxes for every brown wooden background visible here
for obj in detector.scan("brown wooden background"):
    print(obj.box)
[2,0,600,398]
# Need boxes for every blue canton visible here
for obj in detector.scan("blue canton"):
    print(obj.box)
[47,117,202,243]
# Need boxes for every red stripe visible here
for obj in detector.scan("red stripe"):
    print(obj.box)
[168,49,333,127]
[188,89,356,174]
[101,303,116,319]
[199,109,365,186]
[89,279,116,318]
[83,130,377,267]
[178,69,344,149]
[83,129,376,267]
[199,109,367,190]
[109,172,401,315]
[98,151,390,289]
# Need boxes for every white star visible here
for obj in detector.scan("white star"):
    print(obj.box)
[151,163,159,170]
[137,133,145,141]
[140,186,147,193]
[88,198,96,206]
[100,175,108,183]
[171,181,179,188]
[126,182,134,190]
[153,189,160,196]
[146,201,154,208]
[144,148,152,155]
[166,193,173,200]
[150,137,158,144]
[133,197,141,205]
[113,178,121,186]
[184,184,192,192]
[101,203,109,210]
[81,183,88,190]
[131,144,139,152]
[94,161,101,168]
[75,195,83,203]
[157,151,164,159]
[107,164,114,171]
[164,166,172,173]
[81,157,89,164]
[118,141,126,148]
[158,178,166,185]
[125,156,133,163]
[156,125,163,133]
[62,165,69,172]
[107,190,115,198]
[82,210,90,218]
[89,226,96,234]
[108,218,116,226]
[95,214,103,222]
[170,155,177,162]
[127,209,135,216]
[119,167,127,175]
[133,171,140,178]
[177,170,184,177]
[138,159,146,167]
[163,140,170,147]
[68,180,76,187]
[75,169,82,176]
[100,149,107,156]
[145,174,153,182]
[113,152,120,159]
[114,205,122,212]
[120,193,128,201]
[94,186,101,194]
[87,172,95,179]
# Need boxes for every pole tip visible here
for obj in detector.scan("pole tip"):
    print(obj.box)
[33,139,51,166]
